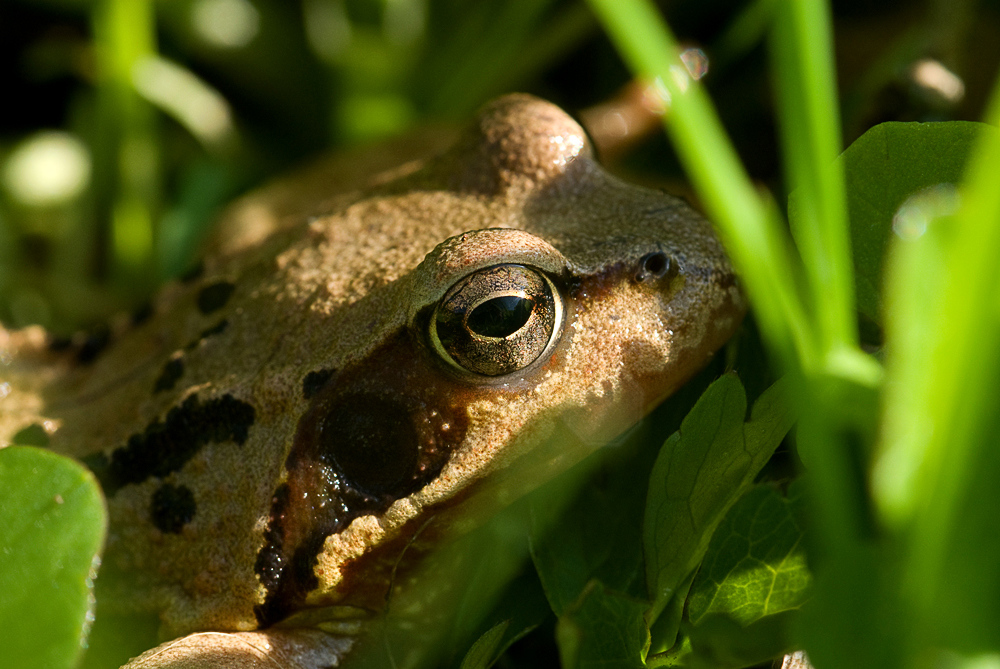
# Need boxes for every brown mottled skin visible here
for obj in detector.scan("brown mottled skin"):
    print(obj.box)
[0,95,744,668]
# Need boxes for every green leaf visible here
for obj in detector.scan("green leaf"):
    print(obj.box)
[647,570,696,657]
[872,108,1000,655]
[688,482,811,626]
[643,374,794,623]
[683,610,798,669]
[448,563,552,669]
[0,446,108,669]
[459,620,511,669]
[556,581,649,669]
[832,121,991,325]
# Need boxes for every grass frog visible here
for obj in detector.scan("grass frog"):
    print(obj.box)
[0,94,744,668]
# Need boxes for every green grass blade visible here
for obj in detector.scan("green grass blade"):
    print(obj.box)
[586,0,814,373]
[92,0,160,287]
[904,85,1000,646]
[771,0,857,357]
[875,72,1000,659]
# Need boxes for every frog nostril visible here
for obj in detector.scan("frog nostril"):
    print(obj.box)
[635,252,671,282]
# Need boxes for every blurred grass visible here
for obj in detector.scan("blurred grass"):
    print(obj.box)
[0,0,603,332]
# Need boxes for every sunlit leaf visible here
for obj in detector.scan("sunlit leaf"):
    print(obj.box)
[688,482,811,626]
[0,446,107,669]
[643,374,793,624]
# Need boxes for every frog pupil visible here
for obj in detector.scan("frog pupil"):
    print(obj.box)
[467,295,533,338]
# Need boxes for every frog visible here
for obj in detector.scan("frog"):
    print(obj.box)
[0,93,744,668]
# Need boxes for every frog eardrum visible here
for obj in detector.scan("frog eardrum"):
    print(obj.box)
[431,263,563,377]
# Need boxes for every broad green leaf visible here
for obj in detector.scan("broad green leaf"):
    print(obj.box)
[450,564,551,669]
[830,121,990,325]
[0,446,108,669]
[644,374,793,623]
[688,482,811,626]
[556,581,649,669]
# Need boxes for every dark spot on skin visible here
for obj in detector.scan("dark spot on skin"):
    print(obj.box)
[84,393,256,496]
[179,261,205,283]
[291,537,326,592]
[153,357,185,393]
[301,369,335,400]
[150,483,196,533]
[320,394,420,497]
[200,319,229,338]
[196,281,236,315]
[11,423,49,447]
[184,319,229,351]
[77,325,111,364]
[131,301,154,325]
[255,532,327,626]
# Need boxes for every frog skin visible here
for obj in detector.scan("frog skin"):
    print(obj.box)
[0,94,744,668]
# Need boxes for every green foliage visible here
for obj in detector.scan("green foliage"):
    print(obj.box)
[556,582,649,669]
[0,446,107,669]
[822,121,987,324]
[460,621,511,669]
[687,482,810,628]
[590,0,1000,667]
[521,374,794,668]
[676,483,811,667]
[643,375,793,626]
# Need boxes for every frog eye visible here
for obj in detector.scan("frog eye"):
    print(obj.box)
[431,264,563,377]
